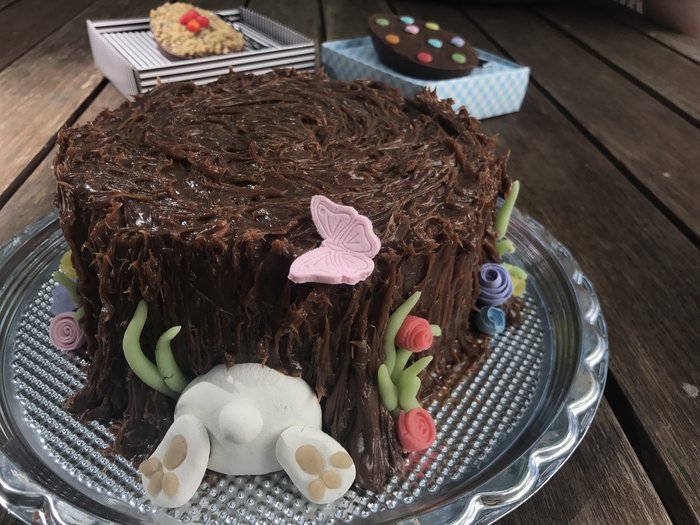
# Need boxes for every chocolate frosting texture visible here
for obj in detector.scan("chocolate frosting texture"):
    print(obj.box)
[54,70,508,490]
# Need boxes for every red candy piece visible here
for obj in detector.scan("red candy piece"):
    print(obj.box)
[416,51,433,64]
[186,19,201,33]
[395,315,433,352]
[196,15,209,28]
[179,9,198,25]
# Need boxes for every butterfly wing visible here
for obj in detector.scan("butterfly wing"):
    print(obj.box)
[288,247,375,285]
[311,195,380,258]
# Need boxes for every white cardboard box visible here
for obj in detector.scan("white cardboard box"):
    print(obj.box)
[322,37,529,119]
[87,7,316,98]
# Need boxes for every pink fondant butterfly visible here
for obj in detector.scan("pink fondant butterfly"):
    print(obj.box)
[288,195,381,285]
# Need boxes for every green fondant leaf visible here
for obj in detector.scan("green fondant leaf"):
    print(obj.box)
[155,325,188,394]
[378,364,398,412]
[122,300,177,398]
[391,348,413,383]
[383,291,421,375]
[398,374,421,412]
[494,180,520,239]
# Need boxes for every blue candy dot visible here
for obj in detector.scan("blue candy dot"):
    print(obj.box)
[450,36,466,47]
[399,16,414,24]
[427,38,442,49]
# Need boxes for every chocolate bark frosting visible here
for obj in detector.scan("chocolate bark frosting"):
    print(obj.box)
[54,70,509,491]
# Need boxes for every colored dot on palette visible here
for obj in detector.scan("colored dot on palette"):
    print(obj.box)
[385,34,400,45]
[375,17,389,27]
[425,21,440,30]
[451,52,466,64]
[451,36,466,47]
[427,38,442,49]
[417,51,433,63]
[399,16,414,24]
[404,24,419,35]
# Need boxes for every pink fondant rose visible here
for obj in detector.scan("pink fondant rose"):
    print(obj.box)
[395,315,433,352]
[396,408,436,452]
[49,312,85,352]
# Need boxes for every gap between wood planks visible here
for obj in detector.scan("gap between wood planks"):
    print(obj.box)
[0,79,107,211]
[460,10,700,251]
[532,8,700,130]
[604,372,696,525]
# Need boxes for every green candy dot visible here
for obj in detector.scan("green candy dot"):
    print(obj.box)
[375,17,390,27]
[452,53,466,64]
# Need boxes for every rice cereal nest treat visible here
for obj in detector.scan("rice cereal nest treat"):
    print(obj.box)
[150,2,245,58]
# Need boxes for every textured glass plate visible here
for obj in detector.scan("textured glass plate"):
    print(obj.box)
[0,211,607,525]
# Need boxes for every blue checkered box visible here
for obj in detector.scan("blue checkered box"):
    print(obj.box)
[322,37,529,119]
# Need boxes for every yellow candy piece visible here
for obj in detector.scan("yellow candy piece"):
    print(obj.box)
[59,250,77,279]
[512,276,526,297]
[425,21,440,30]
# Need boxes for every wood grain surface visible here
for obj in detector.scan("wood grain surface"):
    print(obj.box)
[538,6,700,125]
[465,7,700,242]
[0,0,94,71]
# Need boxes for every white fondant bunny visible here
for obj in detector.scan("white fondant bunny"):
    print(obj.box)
[138,363,356,508]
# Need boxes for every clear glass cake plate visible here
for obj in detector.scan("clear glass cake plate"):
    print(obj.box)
[0,209,608,525]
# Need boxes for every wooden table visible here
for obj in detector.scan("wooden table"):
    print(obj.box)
[1,1,698,524]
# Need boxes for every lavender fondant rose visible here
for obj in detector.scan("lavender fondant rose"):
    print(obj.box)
[51,283,78,315]
[474,306,506,336]
[49,312,85,352]
[477,263,513,306]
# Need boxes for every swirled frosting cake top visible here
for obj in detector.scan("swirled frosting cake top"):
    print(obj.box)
[55,70,502,252]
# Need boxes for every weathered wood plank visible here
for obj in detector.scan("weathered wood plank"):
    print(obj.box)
[323,0,389,41]
[465,8,700,241]
[610,3,700,65]
[538,6,700,124]
[0,0,231,210]
[0,85,125,246]
[0,0,94,71]
[500,401,671,525]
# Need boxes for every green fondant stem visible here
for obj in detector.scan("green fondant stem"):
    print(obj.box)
[74,306,85,321]
[430,324,442,337]
[53,271,78,304]
[155,326,188,394]
[494,180,520,239]
[122,300,177,398]
[496,239,516,256]
[398,374,421,412]
[383,291,421,375]
[391,348,413,384]
[501,263,528,281]
[401,355,433,380]
[377,364,398,412]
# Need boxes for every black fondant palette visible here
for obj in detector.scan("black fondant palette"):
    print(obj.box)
[368,13,478,80]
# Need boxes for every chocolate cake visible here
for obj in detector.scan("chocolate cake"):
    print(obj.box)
[53,70,509,491]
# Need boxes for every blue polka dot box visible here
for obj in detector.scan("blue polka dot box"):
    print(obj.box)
[322,37,530,119]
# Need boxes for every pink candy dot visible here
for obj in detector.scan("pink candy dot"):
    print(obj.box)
[404,24,419,35]
[416,51,432,64]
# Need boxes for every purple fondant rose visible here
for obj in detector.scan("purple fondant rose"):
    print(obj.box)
[49,312,85,352]
[478,263,513,306]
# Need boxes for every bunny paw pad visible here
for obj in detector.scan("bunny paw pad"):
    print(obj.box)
[276,426,356,504]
